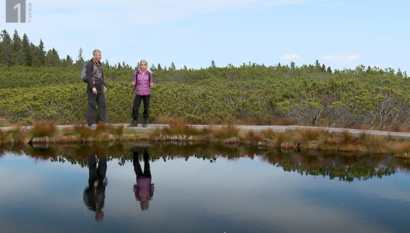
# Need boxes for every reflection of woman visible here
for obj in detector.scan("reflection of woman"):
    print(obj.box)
[132,147,155,211]
[83,153,108,221]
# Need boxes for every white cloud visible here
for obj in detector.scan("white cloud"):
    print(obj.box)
[346,54,359,61]
[321,54,360,62]
[280,54,300,60]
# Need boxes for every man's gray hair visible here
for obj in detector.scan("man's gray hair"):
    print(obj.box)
[93,49,101,55]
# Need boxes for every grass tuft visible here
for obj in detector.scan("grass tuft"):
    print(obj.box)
[211,124,240,141]
[73,124,97,138]
[30,120,57,137]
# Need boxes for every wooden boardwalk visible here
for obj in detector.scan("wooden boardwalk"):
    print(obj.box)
[2,124,410,139]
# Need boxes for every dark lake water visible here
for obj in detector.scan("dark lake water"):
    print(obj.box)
[0,142,410,233]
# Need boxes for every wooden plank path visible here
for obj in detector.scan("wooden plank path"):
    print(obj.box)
[2,124,410,139]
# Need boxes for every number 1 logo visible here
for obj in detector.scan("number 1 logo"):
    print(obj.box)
[5,0,26,23]
[14,3,22,23]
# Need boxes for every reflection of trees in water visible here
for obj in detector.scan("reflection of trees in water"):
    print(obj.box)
[0,142,409,181]
[259,150,398,182]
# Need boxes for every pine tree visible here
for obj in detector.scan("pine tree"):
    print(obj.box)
[36,40,46,66]
[170,62,175,70]
[30,42,41,66]
[157,63,162,71]
[12,30,24,65]
[21,33,32,66]
[327,66,332,73]
[65,55,73,65]
[77,47,84,66]
[397,68,403,77]
[290,61,295,69]
[315,59,321,70]
[44,48,61,66]
[211,60,215,67]
[0,30,13,66]
[366,66,372,74]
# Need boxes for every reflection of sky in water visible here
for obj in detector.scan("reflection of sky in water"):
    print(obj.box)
[0,152,409,233]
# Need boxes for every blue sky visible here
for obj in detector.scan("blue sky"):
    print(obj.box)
[0,0,409,72]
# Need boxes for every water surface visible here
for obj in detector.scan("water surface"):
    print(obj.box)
[0,143,409,233]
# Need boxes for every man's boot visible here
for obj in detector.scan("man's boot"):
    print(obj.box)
[128,119,138,127]
[142,118,148,127]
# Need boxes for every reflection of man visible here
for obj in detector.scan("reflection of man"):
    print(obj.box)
[132,147,154,211]
[83,152,108,221]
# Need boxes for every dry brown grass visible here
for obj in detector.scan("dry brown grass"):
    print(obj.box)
[4,119,410,157]
[1,126,26,144]
[338,131,362,146]
[0,129,5,144]
[389,124,410,133]
[241,130,264,144]
[389,141,410,154]
[106,124,124,137]
[275,132,291,146]
[96,122,108,133]
[60,127,75,136]
[0,118,13,127]
[210,124,241,142]
[356,124,374,130]
[149,118,209,141]
[30,120,57,137]
[272,118,296,125]
[298,128,323,141]
[260,128,276,139]
[73,124,97,138]
[164,118,203,136]
[153,115,171,124]
[361,136,389,153]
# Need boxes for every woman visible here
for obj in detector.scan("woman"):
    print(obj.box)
[129,59,154,127]
[132,146,155,211]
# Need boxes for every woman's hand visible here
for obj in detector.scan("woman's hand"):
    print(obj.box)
[130,81,136,86]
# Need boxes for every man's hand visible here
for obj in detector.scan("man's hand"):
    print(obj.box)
[92,87,97,94]
[104,86,107,93]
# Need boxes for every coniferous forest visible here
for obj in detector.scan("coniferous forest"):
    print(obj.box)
[1,29,410,129]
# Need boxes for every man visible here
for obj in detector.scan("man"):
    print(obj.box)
[86,49,107,127]
[83,151,108,221]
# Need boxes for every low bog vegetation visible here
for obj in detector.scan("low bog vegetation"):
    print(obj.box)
[1,119,410,158]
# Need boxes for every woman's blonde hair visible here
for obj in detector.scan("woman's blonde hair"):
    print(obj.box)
[139,59,152,73]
